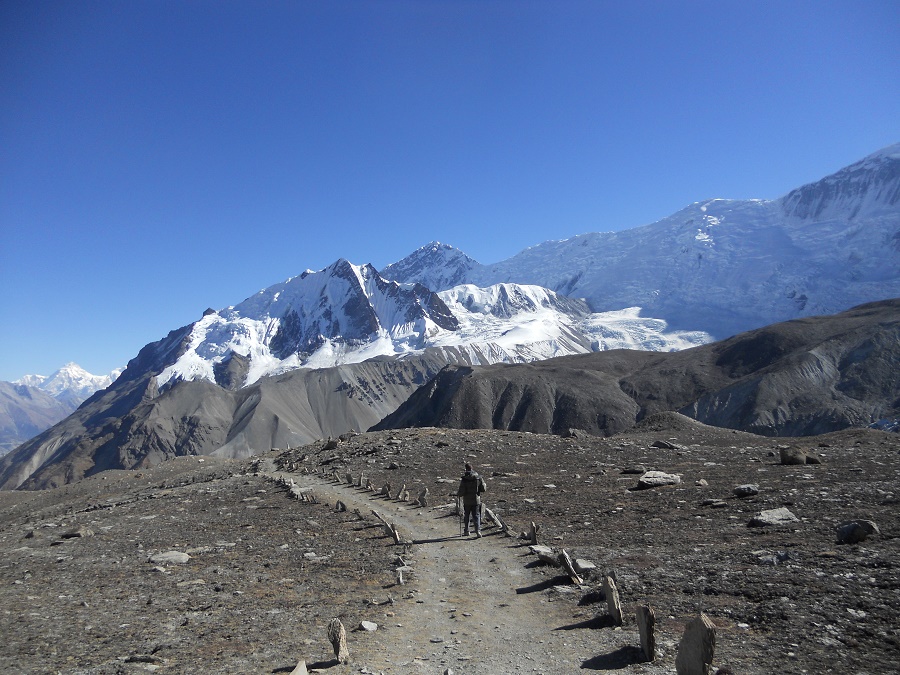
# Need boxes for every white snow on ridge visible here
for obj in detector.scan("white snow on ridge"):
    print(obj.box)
[156,270,714,390]
[13,363,120,404]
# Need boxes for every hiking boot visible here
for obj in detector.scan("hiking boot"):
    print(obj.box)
[463,530,470,536]
[476,531,482,538]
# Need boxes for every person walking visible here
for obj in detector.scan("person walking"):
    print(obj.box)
[457,463,487,537]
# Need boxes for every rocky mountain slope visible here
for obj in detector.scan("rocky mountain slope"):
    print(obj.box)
[375,299,900,438]
[384,144,900,338]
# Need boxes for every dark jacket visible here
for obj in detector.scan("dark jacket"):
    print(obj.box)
[457,470,486,506]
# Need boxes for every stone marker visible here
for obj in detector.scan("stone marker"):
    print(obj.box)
[636,604,656,662]
[836,519,881,544]
[748,507,799,527]
[635,471,681,490]
[327,618,349,664]
[601,575,623,625]
[675,613,716,675]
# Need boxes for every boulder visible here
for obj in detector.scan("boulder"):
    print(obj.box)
[836,519,880,544]
[748,507,799,528]
[733,484,759,498]
[635,471,682,490]
[779,447,807,465]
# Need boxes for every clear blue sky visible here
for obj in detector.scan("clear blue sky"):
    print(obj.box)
[1,0,897,381]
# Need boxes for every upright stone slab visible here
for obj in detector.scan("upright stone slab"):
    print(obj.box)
[636,605,656,662]
[675,613,716,675]
[601,575,623,625]
[326,618,349,664]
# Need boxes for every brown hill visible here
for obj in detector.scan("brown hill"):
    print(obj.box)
[374,299,900,437]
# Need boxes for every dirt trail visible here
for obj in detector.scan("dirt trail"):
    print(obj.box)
[280,469,648,674]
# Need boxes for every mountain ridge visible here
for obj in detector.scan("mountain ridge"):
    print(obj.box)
[2,143,898,489]
[383,142,900,338]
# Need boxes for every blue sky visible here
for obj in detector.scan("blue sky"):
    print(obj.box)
[1,0,898,381]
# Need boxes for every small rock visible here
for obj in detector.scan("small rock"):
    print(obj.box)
[574,559,596,574]
[149,551,191,564]
[748,507,799,528]
[61,526,94,539]
[635,471,681,490]
[359,620,378,632]
[696,479,709,487]
[733,484,760,498]
[836,519,880,544]
[651,440,679,449]
[621,465,647,475]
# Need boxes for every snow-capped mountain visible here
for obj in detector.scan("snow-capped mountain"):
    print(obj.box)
[2,143,898,490]
[159,260,708,390]
[1,363,121,456]
[383,143,900,339]
[380,242,480,292]
[16,362,121,407]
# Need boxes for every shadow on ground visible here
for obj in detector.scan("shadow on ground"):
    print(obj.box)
[581,645,645,670]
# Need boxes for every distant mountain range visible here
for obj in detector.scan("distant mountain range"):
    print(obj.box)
[0,364,120,456]
[1,143,897,489]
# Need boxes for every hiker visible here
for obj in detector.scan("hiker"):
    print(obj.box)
[457,463,487,537]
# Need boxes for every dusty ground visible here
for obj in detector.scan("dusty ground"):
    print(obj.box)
[1,414,898,674]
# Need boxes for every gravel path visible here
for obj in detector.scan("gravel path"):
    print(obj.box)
[283,470,650,674]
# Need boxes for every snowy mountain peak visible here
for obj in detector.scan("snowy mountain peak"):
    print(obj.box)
[14,363,119,406]
[780,142,900,220]
[380,242,482,292]
[157,258,463,388]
